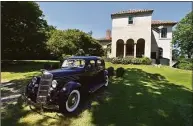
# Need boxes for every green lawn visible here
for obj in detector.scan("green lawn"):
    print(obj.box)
[1,61,192,126]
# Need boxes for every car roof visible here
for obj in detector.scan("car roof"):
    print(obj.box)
[68,56,102,60]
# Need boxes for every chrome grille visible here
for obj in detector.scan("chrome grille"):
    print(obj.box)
[36,72,53,104]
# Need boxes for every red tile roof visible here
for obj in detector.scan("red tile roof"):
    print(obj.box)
[151,20,177,26]
[111,9,154,17]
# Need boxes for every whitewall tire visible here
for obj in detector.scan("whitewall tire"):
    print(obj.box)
[65,89,80,113]
[104,75,109,87]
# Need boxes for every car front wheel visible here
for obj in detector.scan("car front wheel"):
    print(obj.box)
[65,89,80,113]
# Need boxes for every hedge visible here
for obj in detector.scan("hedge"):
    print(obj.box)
[176,58,193,70]
[108,57,152,65]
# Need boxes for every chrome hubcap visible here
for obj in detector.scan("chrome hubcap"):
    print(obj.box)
[67,93,78,109]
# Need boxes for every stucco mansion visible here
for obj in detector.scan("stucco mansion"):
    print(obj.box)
[97,9,177,66]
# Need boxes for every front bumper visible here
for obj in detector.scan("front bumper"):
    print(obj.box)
[22,94,59,110]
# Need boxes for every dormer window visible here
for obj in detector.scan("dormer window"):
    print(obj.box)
[128,16,133,24]
[161,28,167,38]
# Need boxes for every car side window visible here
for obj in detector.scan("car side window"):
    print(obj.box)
[96,60,103,70]
[87,60,96,71]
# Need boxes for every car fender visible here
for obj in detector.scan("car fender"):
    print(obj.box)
[59,81,81,100]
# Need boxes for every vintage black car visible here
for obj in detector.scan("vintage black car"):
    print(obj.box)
[24,56,108,113]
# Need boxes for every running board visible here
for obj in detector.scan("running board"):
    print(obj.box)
[89,83,105,93]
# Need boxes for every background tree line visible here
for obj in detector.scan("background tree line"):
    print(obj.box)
[172,11,193,70]
[2,1,192,70]
[2,2,104,60]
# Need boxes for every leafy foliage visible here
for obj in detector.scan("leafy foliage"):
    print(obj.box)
[87,31,93,36]
[173,11,193,58]
[172,48,180,60]
[59,54,72,63]
[176,58,193,70]
[111,57,152,65]
[75,49,85,56]
[1,2,55,60]
[46,29,104,58]
[141,57,152,65]
[111,57,123,64]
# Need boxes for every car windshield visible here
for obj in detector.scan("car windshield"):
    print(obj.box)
[61,59,85,68]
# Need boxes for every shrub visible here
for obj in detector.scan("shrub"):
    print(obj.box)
[111,56,152,65]
[107,67,114,77]
[125,56,133,64]
[44,63,51,70]
[176,58,193,70]
[131,58,142,64]
[141,57,152,65]
[111,57,122,64]
[116,67,125,77]
[177,62,192,70]
[122,58,128,64]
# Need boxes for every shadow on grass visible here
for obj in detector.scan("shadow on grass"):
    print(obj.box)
[89,68,193,126]
[1,96,75,126]
[1,68,192,126]
[1,76,36,98]
[1,96,30,126]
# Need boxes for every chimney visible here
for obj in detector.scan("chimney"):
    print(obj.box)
[106,29,111,40]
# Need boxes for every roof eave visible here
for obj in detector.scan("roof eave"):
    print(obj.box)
[111,10,154,19]
[151,22,178,26]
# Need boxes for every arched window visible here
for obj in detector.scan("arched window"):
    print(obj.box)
[126,39,134,56]
[136,38,145,58]
[116,39,124,57]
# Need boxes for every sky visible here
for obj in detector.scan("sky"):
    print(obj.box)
[38,2,192,38]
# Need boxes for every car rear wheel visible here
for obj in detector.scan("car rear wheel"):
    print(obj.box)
[104,75,108,87]
[65,89,80,113]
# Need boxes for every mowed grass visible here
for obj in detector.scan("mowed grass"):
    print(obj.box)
[1,61,192,126]
[1,60,59,82]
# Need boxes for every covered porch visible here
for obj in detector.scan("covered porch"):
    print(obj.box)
[116,38,145,58]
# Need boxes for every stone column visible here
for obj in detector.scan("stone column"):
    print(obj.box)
[124,43,126,58]
[134,43,136,58]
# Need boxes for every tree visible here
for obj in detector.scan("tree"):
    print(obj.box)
[88,31,93,36]
[75,49,85,56]
[2,2,54,60]
[172,11,193,58]
[47,29,104,58]
[172,48,180,60]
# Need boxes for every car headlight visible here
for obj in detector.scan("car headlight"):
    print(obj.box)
[62,87,66,91]
[52,80,57,88]
[32,77,37,84]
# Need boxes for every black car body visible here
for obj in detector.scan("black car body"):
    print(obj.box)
[25,56,108,113]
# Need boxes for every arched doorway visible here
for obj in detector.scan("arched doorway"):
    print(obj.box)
[158,47,163,58]
[126,39,134,57]
[136,38,145,58]
[116,39,124,57]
